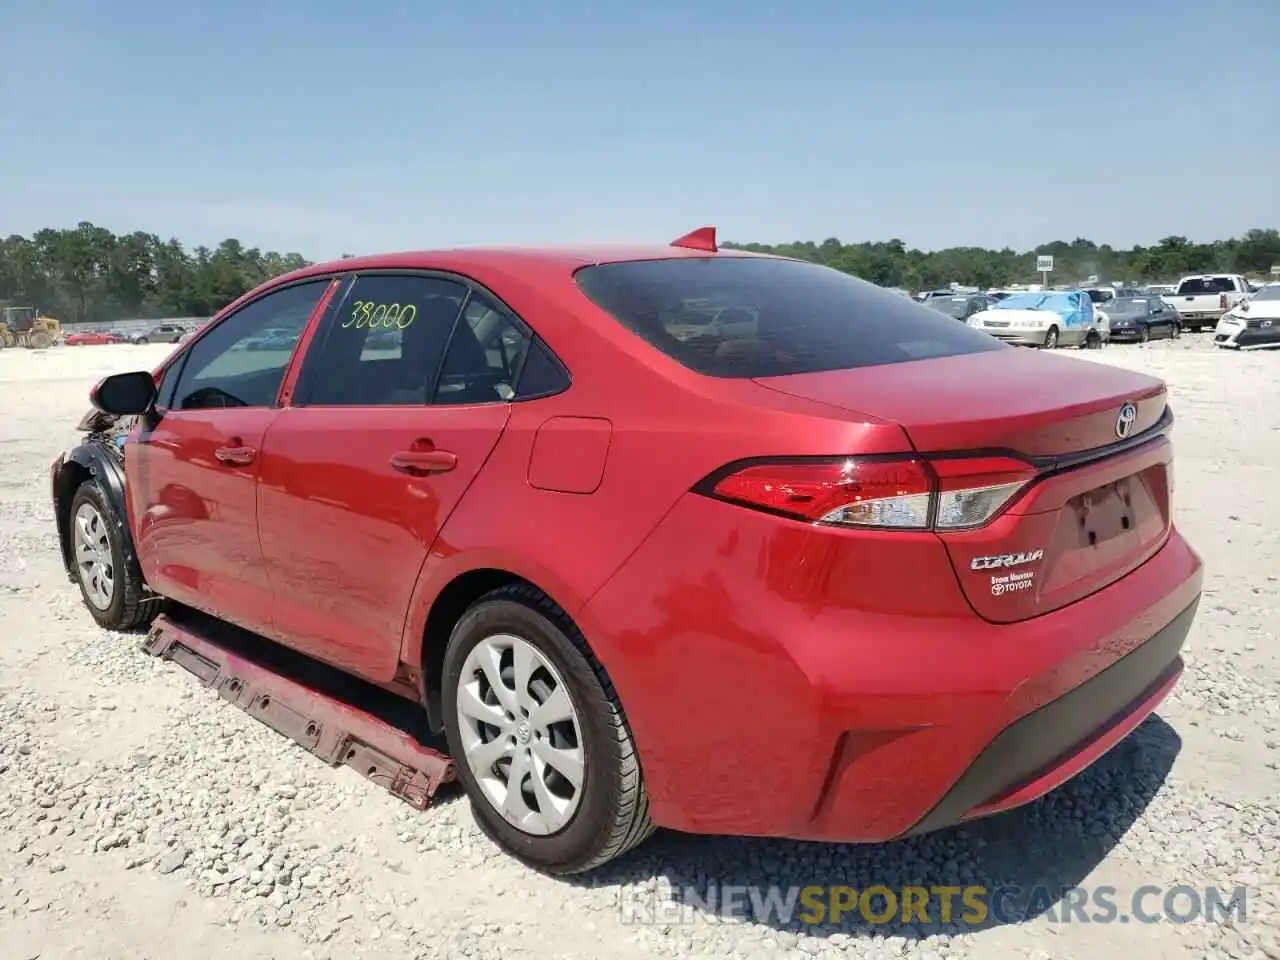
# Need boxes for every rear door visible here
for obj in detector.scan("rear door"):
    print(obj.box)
[126,279,333,633]
[256,273,530,681]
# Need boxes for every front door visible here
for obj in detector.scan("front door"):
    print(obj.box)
[126,278,332,634]
[257,274,529,681]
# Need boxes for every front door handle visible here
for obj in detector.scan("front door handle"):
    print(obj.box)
[389,449,457,476]
[214,445,256,466]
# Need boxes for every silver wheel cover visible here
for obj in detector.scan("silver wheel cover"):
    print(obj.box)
[73,501,115,610]
[455,633,585,835]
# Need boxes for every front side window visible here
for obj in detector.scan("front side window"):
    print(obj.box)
[295,274,468,406]
[170,280,329,409]
[574,257,1004,378]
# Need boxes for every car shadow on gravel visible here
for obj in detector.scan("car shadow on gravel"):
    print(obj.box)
[580,714,1182,941]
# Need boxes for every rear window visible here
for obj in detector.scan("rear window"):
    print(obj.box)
[1176,277,1235,295]
[574,257,1004,378]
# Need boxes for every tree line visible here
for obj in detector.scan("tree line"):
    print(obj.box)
[2,221,1277,325]
[725,229,1280,292]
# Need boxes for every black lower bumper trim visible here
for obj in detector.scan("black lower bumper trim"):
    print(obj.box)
[901,596,1199,837]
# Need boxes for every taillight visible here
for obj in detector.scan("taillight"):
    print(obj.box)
[703,456,1037,531]
[1219,293,1228,309]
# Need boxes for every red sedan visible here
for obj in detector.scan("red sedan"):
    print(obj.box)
[64,330,126,345]
[52,229,1202,873]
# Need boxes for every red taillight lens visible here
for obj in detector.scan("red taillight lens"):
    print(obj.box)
[1219,293,1228,309]
[704,456,1037,531]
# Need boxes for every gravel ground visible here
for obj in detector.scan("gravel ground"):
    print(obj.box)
[0,337,1277,960]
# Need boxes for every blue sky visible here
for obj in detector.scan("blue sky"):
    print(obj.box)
[1,0,1274,260]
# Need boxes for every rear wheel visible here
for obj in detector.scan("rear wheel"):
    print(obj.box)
[441,584,654,874]
[1083,330,1102,349]
[1043,326,1059,349]
[68,481,160,630]
[1170,322,1182,339]
[136,337,149,345]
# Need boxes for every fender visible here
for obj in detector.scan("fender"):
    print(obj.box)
[53,435,148,593]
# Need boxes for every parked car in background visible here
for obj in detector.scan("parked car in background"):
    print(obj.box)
[50,233,1202,874]
[1099,297,1183,343]
[132,323,188,345]
[1214,283,1280,350]
[1168,274,1250,332]
[1085,287,1144,308]
[967,289,1102,348]
[63,330,127,346]
[1142,284,1177,297]
[924,293,997,321]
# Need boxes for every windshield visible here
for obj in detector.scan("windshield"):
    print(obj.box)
[574,256,1005,377]
[1251,285,1280,302]
[1103,298,1148,317]
[1177,277,1235,295]
[926,297,970,318]
[993,293,1057,311]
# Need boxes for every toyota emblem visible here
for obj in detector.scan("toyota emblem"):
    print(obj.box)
[1115,402,1137,439]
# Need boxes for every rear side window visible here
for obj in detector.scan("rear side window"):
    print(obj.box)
[1176,277,1235,295]
[574,257,1005,378]
[433,291,532,405]
[295,274,467,406]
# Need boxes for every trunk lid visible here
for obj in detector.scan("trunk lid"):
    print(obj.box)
[754,349,1173,623]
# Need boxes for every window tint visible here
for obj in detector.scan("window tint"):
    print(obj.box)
[575,258,1004,378]
[433,291,531,405]
[296,274,467,406]
[1176,277,1235,295]
[514,339,570,398]
[171,280,328,409]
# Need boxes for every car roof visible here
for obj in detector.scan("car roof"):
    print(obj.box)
[272,244,780,288]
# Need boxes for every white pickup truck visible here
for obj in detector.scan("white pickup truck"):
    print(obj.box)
[1169,274,1252,332]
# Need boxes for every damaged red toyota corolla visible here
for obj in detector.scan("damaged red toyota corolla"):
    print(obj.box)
[50,228,1202,873]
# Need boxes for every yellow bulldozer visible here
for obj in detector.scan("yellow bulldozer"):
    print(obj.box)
[0,306,62,348]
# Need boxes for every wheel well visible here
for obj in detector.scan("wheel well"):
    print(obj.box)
[420,568,537,695]
[54,460,92,576]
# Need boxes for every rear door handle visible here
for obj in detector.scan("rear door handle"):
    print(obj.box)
[214,445,256,466]
[389,449,457,476]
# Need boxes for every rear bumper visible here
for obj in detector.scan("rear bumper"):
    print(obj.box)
[584,493,1203,842]
[902,597,1193,835]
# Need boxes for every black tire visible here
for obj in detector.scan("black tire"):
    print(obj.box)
[1043,326,1059,349]
[1083,331,1102,350]
[1170,322,1182,339]
[136,337,149,345]
[67,480,160,631]
[441,584,655,874]
[1139,325,1150,343]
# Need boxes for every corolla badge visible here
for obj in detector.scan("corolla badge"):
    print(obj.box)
[1115,402,1137,439]
[970,549,1044,571]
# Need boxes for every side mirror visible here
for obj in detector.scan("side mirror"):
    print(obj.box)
[90,370,157,415]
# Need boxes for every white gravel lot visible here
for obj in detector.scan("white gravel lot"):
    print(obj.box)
[0,338,1277,960]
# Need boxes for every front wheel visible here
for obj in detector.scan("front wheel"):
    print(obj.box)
[1139,325,1151,343]
[67,481,160,630]
[136,337,149,345]
[441,585,654,874]
[1170,322,1182,339]
[1043,326,1059,349]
